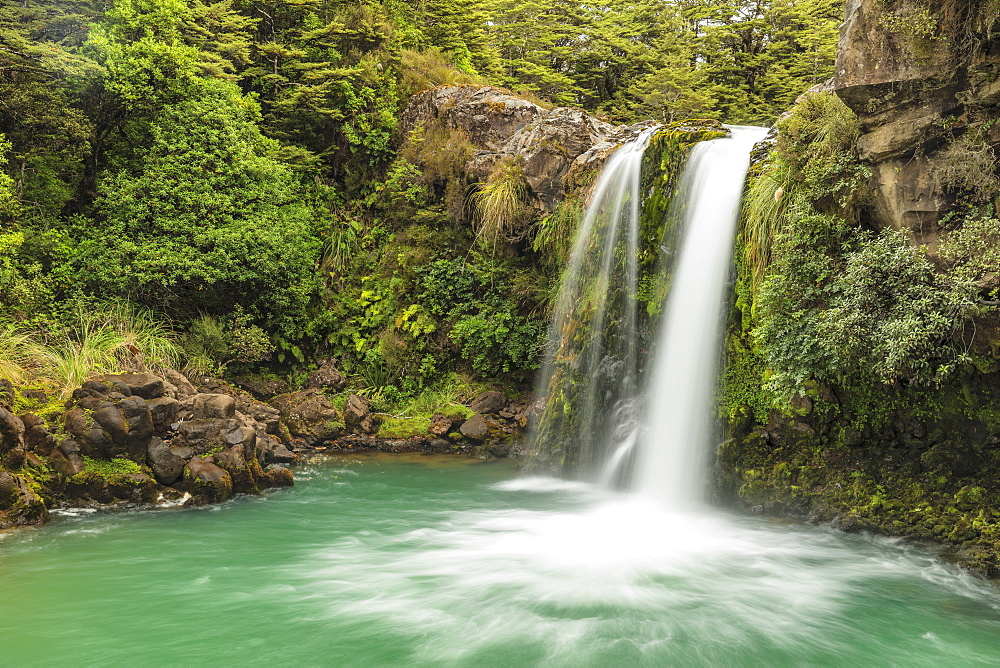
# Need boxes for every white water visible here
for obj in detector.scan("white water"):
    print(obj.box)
[532,128,655,473]
[635,126,769,506]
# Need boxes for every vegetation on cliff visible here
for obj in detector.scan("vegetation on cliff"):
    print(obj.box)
[0,0,844,413]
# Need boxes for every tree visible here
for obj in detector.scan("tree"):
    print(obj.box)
[75,77,321,336]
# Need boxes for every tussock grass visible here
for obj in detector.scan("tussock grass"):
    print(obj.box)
[472,158,528,251]
[742,168,789,292]
[0,300,181,398]
[0,324,34,386]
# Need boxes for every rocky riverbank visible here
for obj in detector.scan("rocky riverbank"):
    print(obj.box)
[0,362,530,531]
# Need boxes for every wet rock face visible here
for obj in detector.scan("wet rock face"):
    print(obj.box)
[343,394,374,435]
[833,0,1000,245]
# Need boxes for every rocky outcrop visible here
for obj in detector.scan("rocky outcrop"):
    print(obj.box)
[833,0,1000,248]
[719,370,1000,575]
[0,369,302,530]
[269,389,342,443]
[403,85,651,213]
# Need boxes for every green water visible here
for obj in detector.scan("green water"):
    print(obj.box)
[2,454,1000,666]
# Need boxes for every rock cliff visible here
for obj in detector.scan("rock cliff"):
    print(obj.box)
[402,85,651,213]
[833,0,1000,249]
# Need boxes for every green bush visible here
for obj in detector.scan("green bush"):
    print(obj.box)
[72,78,321,338]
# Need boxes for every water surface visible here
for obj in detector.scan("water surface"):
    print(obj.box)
[2,454,999,666]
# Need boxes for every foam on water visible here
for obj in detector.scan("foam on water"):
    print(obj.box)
[292,475,1000,665]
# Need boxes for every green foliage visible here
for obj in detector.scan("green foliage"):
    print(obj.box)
[180,310,274,374]
[78,456,143,482]
[939,216,1000,298]
[472,158,529,250]
[734,90,979,419]
[451,307,545,378]
[78,77,321,336]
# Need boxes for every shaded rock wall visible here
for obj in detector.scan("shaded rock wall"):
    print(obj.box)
[834,0,1000,249]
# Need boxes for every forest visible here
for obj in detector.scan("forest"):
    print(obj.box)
[0,0,842,407]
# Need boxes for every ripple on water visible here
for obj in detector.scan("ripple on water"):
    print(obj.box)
[287,479,1000,665]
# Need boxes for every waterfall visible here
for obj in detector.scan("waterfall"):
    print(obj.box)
[531,123,767,505]
[529,128,655,477]
[634,126,768,507]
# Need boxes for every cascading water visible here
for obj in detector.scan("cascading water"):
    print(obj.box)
[531,123,768,502]
[529,128,655,477]
[635,126,769,506]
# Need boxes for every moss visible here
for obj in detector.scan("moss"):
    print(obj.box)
[72,456,143,484]
[377,415,432,438]
[718,367,1000,575]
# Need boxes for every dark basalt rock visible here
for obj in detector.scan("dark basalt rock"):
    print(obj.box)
[191,393,236,420]
[146,396,180,434]
[93,373,166,399]
[470,391,508,415]
[147,437,185,486]
[0,407,25,455]
[429,413,454,436]
[343,394,374,435]
[303,359,347,391]
[459,414,490,439]
[268,444,300,464]
[263,466,294,488]
[48,438,85,476]
[270,389,342,443]
[183,459,233,503]
[213,444,259,495]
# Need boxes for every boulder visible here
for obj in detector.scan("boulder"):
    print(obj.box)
[183,459,233,503]
[429,413,454,436]
[191,393,236,420]
[270,389,341,443]
[263,466,294,488]
[175,418,256,457]
[65,397,153,461]
[343,394,374,434]
[234,395,281,434]
[93,373,165,399]
[459,414,490,440]
[169,445,195,460]
[0,407,25,455]
[162,369,197,399]
[0,471,48,528]
[147,437,186,486]
[48,438,85,477]
[470,392,508,415]
[401,85,548,152]
[402,86,639,215]
[303,359,347,391]
[268,444,300,464]
[213,444,259,495]
[147,396,180,434]
[24,424,53,456]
